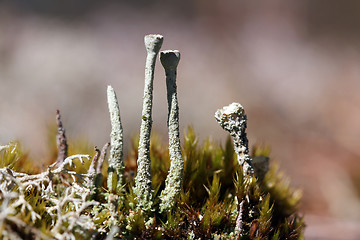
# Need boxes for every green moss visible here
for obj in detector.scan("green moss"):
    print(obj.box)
[0,126,304,239]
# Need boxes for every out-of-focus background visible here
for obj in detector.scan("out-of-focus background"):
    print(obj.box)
[1,1,360,238]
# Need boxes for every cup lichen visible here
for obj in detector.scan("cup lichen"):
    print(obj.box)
[133,34,164,211]
[158,50,184,212]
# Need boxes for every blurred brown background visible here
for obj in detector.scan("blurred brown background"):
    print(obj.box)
[1,1,360,239]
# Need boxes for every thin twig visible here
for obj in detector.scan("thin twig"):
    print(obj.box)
[56,110,68,165]
[97,142,110,174]
[89,146,100,176]
[235,200,245,238]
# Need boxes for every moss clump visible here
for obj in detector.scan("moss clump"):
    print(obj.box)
[0,127,304,239]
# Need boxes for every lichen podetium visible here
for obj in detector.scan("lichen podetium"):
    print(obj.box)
[133,34,163,211]
[158,50,184,212]
[107,85,124,193]
[215,102,254,176]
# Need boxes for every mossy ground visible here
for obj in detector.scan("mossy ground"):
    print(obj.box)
[0,127,304,239]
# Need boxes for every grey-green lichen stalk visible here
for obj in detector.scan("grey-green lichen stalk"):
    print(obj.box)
[159,50,183,212]
[215,103,254,175]
[133,34,163,211]
[107,85,124,193]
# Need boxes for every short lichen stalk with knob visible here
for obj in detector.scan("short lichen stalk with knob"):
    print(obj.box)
[215,102,254,176]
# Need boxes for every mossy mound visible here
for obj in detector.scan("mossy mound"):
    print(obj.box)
[0,127,304,239]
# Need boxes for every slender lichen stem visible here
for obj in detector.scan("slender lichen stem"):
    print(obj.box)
[107,85,124,193]
[158,50,183,212]
[215,103,254,236]
[87,146,100,188]
[56,110,68,165]
[133,34,163,211]
[97,142,110,174]
[215,103,254,175]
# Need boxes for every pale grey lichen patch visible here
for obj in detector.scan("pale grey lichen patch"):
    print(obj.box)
[0,153,96,239]
[108,193,120,226]
[215,102,254,175]
[107,85,124,193]
[133,34,163,211]
[158,50,183,212]
[234,199,245,237]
